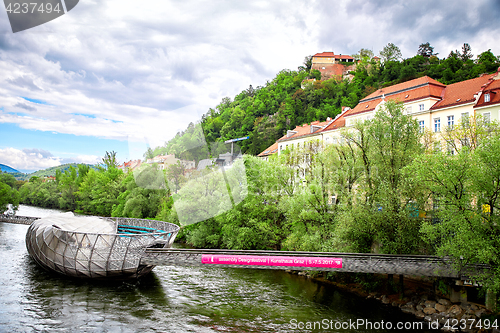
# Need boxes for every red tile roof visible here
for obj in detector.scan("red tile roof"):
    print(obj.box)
[362,76,445,101]
[313,52,354,60]
[346,76,446,116]
[257,141,279,157]
[475,70,500,108]
[321,108,350,133]
[430,75,492,110]
[257,69,500,158]
[278,120,331,142]
[313,52,335,57]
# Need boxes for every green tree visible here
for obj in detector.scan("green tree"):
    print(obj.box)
[379,43,402,63]
[144,147,155,160]
[333,101,424,254]
[417,42,436,57]
[0,172,20,214]
[58,165,78,210]
[460,43,473,62]
[76,167,124,216]
[298,55,313,71]
[102,151,118,169]
[166,161,186,194]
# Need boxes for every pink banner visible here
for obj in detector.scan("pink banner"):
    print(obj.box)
[201,255,342,268]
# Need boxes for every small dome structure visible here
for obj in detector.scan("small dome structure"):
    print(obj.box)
[26,213,179,279]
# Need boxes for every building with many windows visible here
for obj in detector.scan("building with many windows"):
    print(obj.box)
[259,68,500,159]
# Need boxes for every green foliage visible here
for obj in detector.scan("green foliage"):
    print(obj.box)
[15,163,95,181]
[380,43,402,63]
[14,46,500,284]
[76,167,124,216]
[111,166,168,218]
[417,42,436,57]
[0,172,20,214]
[101,151,119,170]
[408,125,500,293]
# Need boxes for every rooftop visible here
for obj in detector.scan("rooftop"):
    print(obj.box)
[313,52,354,60]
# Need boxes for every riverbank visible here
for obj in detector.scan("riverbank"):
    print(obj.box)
[290,270,499,332]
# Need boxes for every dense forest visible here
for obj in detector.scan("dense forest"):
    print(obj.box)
[146,42,500,159]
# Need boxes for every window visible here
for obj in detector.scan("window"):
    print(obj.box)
[419,104,425,111]
[484,112,491,124]
[447,142,455,155]
[447,115,454,129]
[433,141,441,153]
[280,145,283,151]
[461,112,469,127]
[484,93,490,103]
[432,194,440,211]
[418,120,425,133]
[460,137,470,148]
[434,118,441,132]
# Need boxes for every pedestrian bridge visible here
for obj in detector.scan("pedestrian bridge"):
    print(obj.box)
[141,248,486,279]
[1,215,487,279]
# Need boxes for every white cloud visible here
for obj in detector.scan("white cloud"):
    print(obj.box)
[1,0,500,171]
[0,147,61,172]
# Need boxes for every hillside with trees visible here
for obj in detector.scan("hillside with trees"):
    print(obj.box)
[147,42,500,159]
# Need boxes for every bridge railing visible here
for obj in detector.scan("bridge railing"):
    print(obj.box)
[0,215,39,225]
[1,216,488,279]
[141,248,489,279]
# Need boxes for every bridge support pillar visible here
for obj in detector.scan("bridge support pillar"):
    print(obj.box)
[399,275,404,297]
[485,289,497,312]
[387,274,394,293]
[449,284,468,303]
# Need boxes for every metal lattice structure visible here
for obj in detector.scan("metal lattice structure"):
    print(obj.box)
[25,213,179,279]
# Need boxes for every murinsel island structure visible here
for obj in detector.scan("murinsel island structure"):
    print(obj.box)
[25,213,179,279]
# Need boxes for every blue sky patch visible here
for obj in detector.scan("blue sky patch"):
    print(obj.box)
[21,97,50,105]
[72,113,97,119]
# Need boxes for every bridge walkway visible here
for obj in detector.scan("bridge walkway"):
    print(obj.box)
[1,216,487,279]
[141,248,487,279]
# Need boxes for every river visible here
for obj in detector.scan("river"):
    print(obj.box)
[0,205,433,332]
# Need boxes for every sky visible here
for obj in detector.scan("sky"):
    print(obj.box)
[1,0,500,173]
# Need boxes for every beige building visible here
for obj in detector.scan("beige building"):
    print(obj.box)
[259,67,500,159]
[146,154,195,171]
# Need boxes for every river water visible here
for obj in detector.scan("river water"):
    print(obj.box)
[0,205,433,332]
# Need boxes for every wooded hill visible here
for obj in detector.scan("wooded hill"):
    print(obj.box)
[146,44,500,160]
[11,163,97,181]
